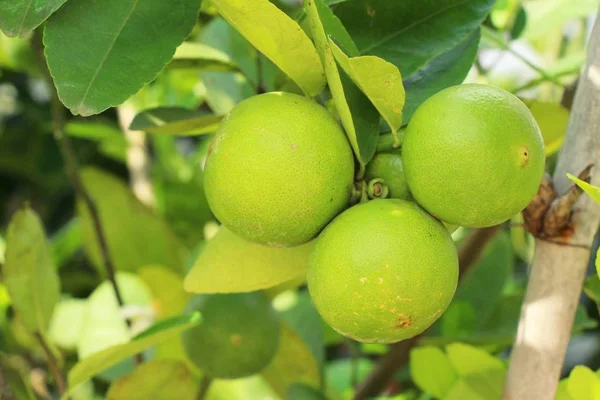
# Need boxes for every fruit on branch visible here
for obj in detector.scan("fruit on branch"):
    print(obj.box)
[365,152,412,201]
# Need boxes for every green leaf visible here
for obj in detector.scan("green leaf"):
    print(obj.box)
[78,167,188,275]
[410,346,458,398]
[403,29,480,123]
[4,206,61,334]
[129,107,222,136]
[326,358,374,397]
[305,0,380,165]
[211,0,325,96]
[138,266,190,318]
[524,101,569,156]
[453,233,514,330]
[567,366,600,400]
[584,275,600,303]
[50,218,82,268]
[169,42,237,71]
[107,360,197,400]
[44,0,201,116]
[568,174,600,205]
[335,0,494,77]
[68,312,201,389]
[446,343,504,376]
[262,323,321,396]
[524,0,599,40]
[48,298,87,351]
[287,383,327,400]
[330,39,405,134]
[0,0,67,38]
[77,273,153,360]
[184,227,311,294]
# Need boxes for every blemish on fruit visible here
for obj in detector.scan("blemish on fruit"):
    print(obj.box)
[230,334,243,345]
[360,277,367,284]
[378,278,384,284]
[395,314,413,328]
[291,143,297,149]
[519,146,530,167]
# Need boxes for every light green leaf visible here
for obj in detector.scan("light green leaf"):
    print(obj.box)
[410,346,458,398]
[524,101,569,156]
[524,0,599,40]
[4,206,61,334]
[77,273,153,360]
[184,227,311,294]
[44,0,201,116]
[446,343,504,376]
[68,312,201,389]
[0,0,67,38]
[305,0,380,165]
[48,298,87,351]
[330,39,405,134]
[78,167,188,275]
[567,366,600,400]
[139,266,190,318]
[211,0,325,96]
[169,42,237,71]
[107,360,197,400]
[129,107,222,136]
[567,173,600,206]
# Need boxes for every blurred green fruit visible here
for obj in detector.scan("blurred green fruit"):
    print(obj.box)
[181,292,280,379]
[403,84,545,227]
[308,199,458,343]
[204,92,354,247]
[364,152,412,200]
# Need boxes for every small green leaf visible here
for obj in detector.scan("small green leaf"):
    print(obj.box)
[169,42,237,71]
[138,266,190,318]
[305,0,380,165]
[4,206,61,334]
[568,173,600,205]
[330,40,405,134]
[211,0,325,96]
[44,0,201,116]
[48,298,87,351]
[107,361,197,400]
[524,100,569,156]
[326,358,374,397]
[78,168,188,275]
[68,312,201,389]
[184,227,311,294]
[410,346,458,398]
[129,107,222,136]
[0,0,67,38]
[567,366,600,400]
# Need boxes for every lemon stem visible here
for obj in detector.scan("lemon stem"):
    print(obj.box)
[377,128,405,153]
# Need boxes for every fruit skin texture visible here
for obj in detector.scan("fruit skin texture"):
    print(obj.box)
[308,199,458,343]
[364,152,412,200]
[402,84,545,227]
[204,92,354,247]
[181,292,280,379]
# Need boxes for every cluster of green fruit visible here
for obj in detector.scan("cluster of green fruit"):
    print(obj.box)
[181,84,544,378]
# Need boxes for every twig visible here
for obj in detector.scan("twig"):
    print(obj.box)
[117,104,156,208]
[196,375,213,400]
[503,9,600,400]
[353,226,501,399]
[31,30,142,363]
[34,333,66,397]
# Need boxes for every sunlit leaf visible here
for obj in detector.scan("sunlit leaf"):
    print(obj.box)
[48,298,87,351]
[410,346,458,398]
[4,206,60,334]
[169,42,237,71]
[130,107,222,136]
[139,266,190,318]
[44,0,201,115]
[212,0,325,96]
[567,365,600,400]
[525,100,569,156]
[567,174,600,206]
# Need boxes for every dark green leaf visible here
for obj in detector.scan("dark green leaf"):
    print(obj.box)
[0,0,67,38]
[4,206,61,334]
[44,0,201,116]
[584,275,600,303]
[335,0,494,77]
[403,29,480,123]
[130,107,222,136]
[50,218,82,268]
[287,383,327,400]
[305,0,380,165]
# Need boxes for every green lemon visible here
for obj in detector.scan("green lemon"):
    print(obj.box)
[402,84,545,227]
[308,199,458,343]
[364,152,412,200]
[204,92,354,247]
[181,292,280,379]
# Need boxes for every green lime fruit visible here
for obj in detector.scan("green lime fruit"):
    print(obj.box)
[204,92,354,247]
[402,84,545,227]
[308,199,458,343]
[365,152,412,200]
[181,292,280,379]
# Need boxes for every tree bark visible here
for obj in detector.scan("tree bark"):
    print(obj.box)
[503,10,600,400]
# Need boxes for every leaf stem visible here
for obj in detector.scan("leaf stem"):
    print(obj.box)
[196,375,213,400]
[34,333,66,397]
[31,30,141,362]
